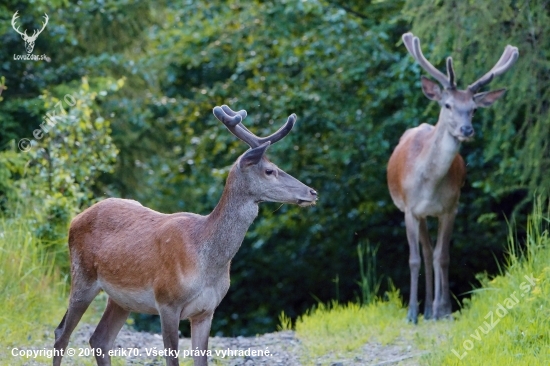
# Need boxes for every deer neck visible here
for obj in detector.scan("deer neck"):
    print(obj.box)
[203,172,259,266]
[419,115,462,182]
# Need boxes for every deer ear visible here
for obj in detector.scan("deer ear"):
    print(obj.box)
[421,76,442,101]
[239,142,270,169]
[474,88,507,108]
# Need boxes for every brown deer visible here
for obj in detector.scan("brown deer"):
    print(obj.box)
[11,11,48,54]
[53,105,318,366]
[387,33,518,324]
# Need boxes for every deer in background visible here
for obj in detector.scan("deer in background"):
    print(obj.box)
[387,32,518,324]
[53,105,318,366]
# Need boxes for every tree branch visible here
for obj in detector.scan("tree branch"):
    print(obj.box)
[328,1,370,20]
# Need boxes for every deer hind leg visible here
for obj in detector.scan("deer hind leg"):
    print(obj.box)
[89,298,130,366]
[419,218,434,320]
[433,212,455,319]
[53,280,100,366]
[404,211,421,324]
[191,314,214,366]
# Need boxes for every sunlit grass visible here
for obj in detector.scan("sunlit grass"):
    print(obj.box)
[421,200,550,365]
[293,201,550,366]
[0,215,67,364]
[0,213,114,365]
[295,288,409,363]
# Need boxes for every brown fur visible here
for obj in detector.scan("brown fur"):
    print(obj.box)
[69,198,201,305]
[54,136,317,366]
[395,31,516,324]
[386,119,466,324]
[387,123,466,213]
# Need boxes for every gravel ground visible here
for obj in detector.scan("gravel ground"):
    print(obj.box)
[19,324,425,365]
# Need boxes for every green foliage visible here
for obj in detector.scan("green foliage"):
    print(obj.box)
[0,214,66,364]
[424,200,550,365]
[0,143,27,210]
[403,0,550,204]
[125,0,416,335]
[1,0,548,338]
[0,76,6,102]
[1,78,119,269]
[277,311,293,331]
[357,240,383,305]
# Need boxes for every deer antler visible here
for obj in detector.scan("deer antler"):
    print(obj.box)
[213,105,296,148]
[11,11,27,37]
[402,32,456,89]
[468,45,519,93]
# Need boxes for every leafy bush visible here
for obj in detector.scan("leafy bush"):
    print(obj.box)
[1,78,119,266]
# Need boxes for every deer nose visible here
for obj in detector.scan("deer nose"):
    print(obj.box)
[460,125,474,137]
[310,189,318,197]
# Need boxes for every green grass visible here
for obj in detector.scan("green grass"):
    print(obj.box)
[295,289,409,363]
[0,213,124,365]
[293,201,550,365]
[0,214,68,364]
[423,202,550,365]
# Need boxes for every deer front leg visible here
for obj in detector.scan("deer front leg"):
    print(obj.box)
[405,211,421,324]
[158,306,182,366]
[190,314,213,366]
[419,218,434,320]
[433,212,455,319]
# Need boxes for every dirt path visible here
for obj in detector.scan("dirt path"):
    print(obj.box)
[23,324,425,365]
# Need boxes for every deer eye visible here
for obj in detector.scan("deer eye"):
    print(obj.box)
[265,169,274,176]
[445,103,451,110]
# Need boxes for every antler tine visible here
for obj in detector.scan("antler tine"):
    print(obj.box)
[221,104,259,133]
[213,106,242,127]
[214,106,297,148]
[412,37,451,88]
[213,106,259,148]
[446,57,456,88]
[401,33,415,57]
[255,114,296,146]
[468,45,519,92]
[232,111,296,146]
[403,32,451,88]
[220,105,262,143]
[220,105,247,120]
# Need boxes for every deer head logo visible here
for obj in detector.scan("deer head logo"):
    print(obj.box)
[11,11,49,54]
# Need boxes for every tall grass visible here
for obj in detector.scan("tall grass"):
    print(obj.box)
[291,200,550,365]
[0,214,67,363]
[356,240,383,305]
[422,200,550,365]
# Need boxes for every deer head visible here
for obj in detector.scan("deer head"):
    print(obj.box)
[402,32,518,141]
[213,105,317,207]
[12,11,49,54]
